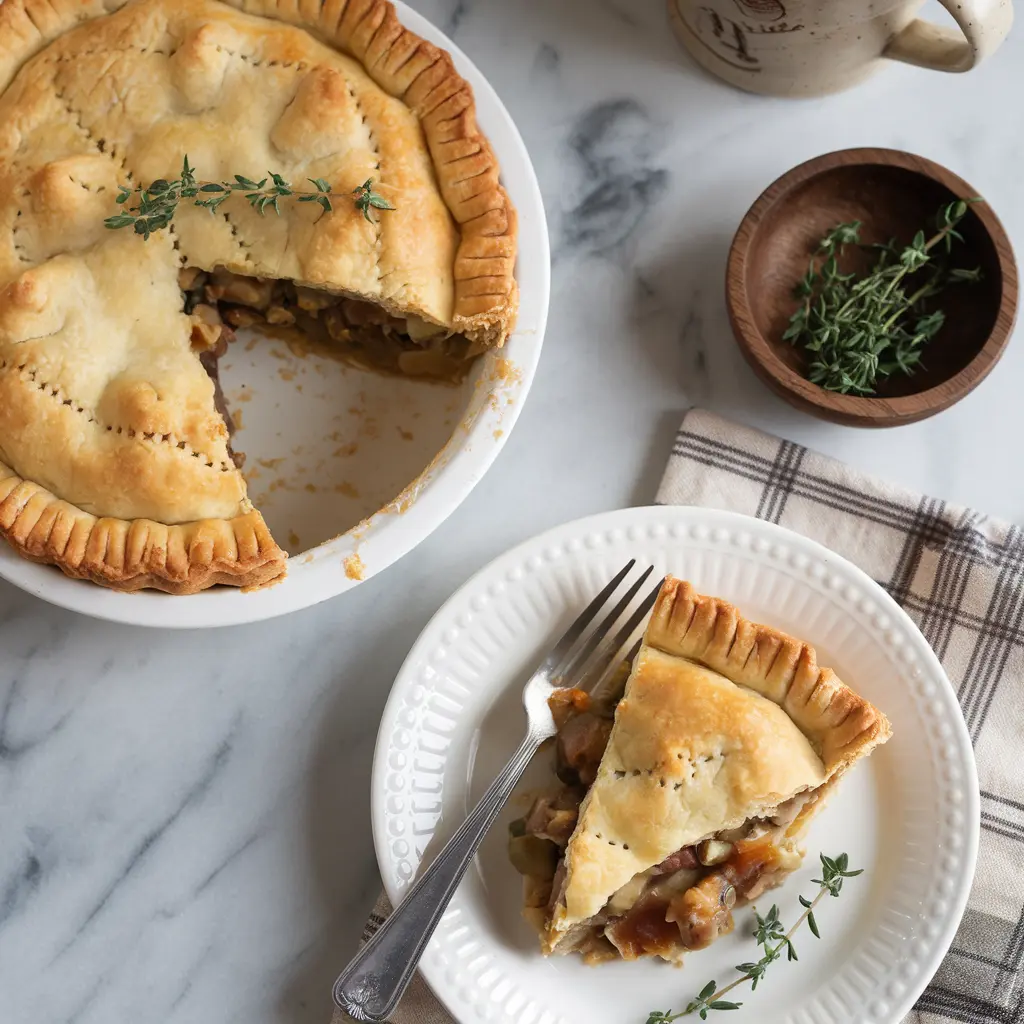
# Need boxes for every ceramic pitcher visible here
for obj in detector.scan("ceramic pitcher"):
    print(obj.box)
[668,0,1013,96]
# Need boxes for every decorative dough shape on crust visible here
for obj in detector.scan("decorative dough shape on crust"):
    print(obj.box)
[551,577,892,940]
[0,0,518,593]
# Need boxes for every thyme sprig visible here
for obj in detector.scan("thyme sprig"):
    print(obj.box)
[646,853,863,1023]
[104,156,392,240]
[784,200,983,396]
[352,178,395,221]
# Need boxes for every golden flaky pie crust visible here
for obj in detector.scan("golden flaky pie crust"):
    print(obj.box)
[0,0,518,594]
[549,578,892,943]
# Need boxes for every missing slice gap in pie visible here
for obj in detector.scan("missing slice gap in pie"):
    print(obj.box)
[509,578,892,964]
[0,0,518,594]
[185,266,495,469]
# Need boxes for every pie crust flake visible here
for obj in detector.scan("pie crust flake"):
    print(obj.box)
[0,0,517,593]
[509,578,892,963]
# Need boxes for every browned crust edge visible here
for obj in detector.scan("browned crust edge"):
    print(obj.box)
[0,0,517,593]
[0,460,286,594]
[531,579,892,956]
[0,0,518,344]
[646,577,893,776]
[280,0,519,345]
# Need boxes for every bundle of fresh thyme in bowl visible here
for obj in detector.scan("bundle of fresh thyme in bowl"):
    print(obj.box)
[784,200,983,396]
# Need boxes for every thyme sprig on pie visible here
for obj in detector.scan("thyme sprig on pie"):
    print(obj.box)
[0,0,518,594]
[352,178,395,222]
[103,155,398,240]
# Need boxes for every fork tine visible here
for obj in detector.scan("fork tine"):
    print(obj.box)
[575,581,663,692]
[589,636,645,704]
[553,566,655,685]
[537,559,636,675]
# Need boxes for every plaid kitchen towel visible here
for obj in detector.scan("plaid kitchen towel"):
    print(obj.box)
[335,408,1024,1024]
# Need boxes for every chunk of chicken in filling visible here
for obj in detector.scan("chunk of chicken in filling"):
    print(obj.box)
[508,688,816,962]
[182,267,487,384]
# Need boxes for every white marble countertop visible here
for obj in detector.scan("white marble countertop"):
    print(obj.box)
[3,2,1024,1022]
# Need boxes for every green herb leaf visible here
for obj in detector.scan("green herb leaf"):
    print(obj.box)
[950,267,983,282]
[649,851,863,1022]
[783,200,982,395]
[104,159,340,238]
[352,178,395,222]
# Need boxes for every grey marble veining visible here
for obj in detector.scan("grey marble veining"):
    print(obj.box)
[4,1,1024,1022]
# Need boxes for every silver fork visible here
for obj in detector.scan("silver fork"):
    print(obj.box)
[333,560,664,1022]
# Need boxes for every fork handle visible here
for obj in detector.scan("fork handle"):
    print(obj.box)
[333,733,542,1022]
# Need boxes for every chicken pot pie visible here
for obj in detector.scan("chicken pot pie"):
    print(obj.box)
[509,578,892,963]
[0,0,517,593]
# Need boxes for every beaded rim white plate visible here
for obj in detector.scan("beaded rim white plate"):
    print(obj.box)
[0,2,549,628]
[372,506,979,1024]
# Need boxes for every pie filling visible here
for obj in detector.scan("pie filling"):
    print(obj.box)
[509,688,818,963]
[182,267,485,457]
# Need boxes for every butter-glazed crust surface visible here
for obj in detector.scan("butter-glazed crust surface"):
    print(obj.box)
[0,0,517,591]
[552,578,892,938]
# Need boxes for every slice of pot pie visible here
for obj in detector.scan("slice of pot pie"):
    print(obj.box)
[509,577,892,963]
[0,0,517,593]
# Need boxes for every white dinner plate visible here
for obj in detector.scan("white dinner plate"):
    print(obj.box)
[0,2,549,628]
[372,506,979,1024]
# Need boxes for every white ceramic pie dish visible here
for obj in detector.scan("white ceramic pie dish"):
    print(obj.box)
[0,2,549,629]
[372,506,979,1024]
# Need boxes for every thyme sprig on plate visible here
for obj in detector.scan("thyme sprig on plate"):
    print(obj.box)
[104,156,392,240]
[784,200,983,396]
[646,853,863,1023]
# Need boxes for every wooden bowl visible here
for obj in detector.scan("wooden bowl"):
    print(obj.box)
[727,148,1018,427]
